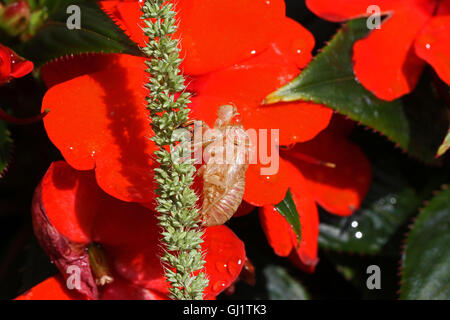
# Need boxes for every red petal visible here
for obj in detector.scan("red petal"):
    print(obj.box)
[0,44,33,83]
[101,0,288,75]
[190,63,332,145]
[92,200,166,293]
[32,162,103,299]
[259,162,319,269]
[15,276,83,300]
[176,0,286,75]
[353,4,434,100]
[283,129,372,216]
[233,200,256,218]
[285,162,319,271]
[42,54,157,203]
[94,200,245,298]
[324,113,357,137]
[0,47,12,81]
[100,277,167,300]
[259,205,295,257]
[415,16,450,86]
[244,160,290,206]
[38,161,102,243]
[41,54,117,88]
[248,18,315,69]
[203,226,246,298]
[10,60,33,79]
[113,1,146,47]
[306,0,397,22]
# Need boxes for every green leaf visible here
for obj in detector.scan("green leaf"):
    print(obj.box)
[437,130,450,157]
[263,265,310,300]
[275,190,301,240]
[265,18,448,163]
[318,144,425,255]
[400,187,450,299]
[21,0,142,67]
[0,120,12,178]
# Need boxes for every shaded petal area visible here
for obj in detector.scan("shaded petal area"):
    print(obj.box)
[38,161,102,244]
[92,197,167,294]
[100,277,166,300]
[259,162,319,271]
[41,54,117,88]
[283,127,372,216]
[42,54,157,203]
[31,161,246,299]
[286,162,319,271]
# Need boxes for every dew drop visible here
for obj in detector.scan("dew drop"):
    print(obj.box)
[351,221,358,228]
[250,50,256,55]
[355,231,363,239]
[227,259,242,276]
[212,281,227,292]
[425,43,431,49]
[215,261,227,274]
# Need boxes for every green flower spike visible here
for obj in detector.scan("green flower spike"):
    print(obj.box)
[141,0,208,300]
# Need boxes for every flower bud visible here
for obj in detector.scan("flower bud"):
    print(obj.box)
[0,44,33,84]
[0,0,30,36]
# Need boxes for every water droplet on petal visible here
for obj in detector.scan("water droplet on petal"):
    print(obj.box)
[212,281,227,292]
[425,43,431,49]
[227,259,242,276]
[215,261,227,274]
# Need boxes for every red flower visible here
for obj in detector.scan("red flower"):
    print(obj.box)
[0,43,33,84]
[17,161,246,300]
[306,0,450,101]
[38,0,371,272]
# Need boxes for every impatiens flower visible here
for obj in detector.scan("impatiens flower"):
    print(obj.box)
[38,0,371,273]
[0,43,33,84]
[19,161,246,300]
[256,115,371,271]
[306,0,450,101]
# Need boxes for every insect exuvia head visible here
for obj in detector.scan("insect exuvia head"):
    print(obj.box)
[217,104,238,123]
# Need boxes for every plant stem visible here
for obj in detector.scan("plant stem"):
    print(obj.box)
[141,0,208,300]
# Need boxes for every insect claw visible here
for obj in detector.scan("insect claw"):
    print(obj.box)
[323,161,337,168]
